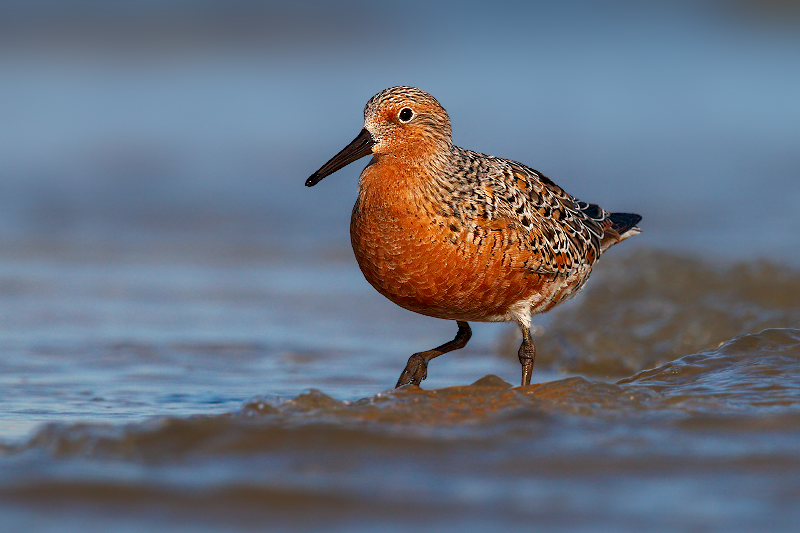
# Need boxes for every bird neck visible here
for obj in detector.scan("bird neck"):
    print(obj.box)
[359,144,454,203]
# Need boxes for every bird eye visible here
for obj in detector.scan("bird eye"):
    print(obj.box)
[398,107,414,122]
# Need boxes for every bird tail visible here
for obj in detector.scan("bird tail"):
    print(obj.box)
[600,212,642,252]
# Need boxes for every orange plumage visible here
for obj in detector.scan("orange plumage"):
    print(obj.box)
[307,86,641,387]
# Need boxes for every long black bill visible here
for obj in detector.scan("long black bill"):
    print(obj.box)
[306,128,376,187]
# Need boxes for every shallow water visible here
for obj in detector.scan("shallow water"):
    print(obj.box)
[1,246,800,532]
[1,2,799,531]
[500,251,800,376]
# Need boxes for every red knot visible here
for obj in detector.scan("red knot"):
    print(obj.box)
[307,86,641,387]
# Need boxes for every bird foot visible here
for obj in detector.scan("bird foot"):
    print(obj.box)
[395,352,429,388]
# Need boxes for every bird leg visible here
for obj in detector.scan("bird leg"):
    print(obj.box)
[395,321,472,387]
[518,325,536,386]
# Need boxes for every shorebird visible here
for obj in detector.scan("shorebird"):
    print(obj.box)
[306,86,641,388]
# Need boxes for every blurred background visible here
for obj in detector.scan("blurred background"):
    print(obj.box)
[0,0,800,428]
[1,2,800,532]
[1,0,798,258]
[1,0,799,426]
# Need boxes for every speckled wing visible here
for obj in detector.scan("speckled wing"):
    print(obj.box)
[444,148,626,276]
[502,160,608,275]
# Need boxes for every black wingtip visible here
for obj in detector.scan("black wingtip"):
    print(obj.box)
[609,212,642,234]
